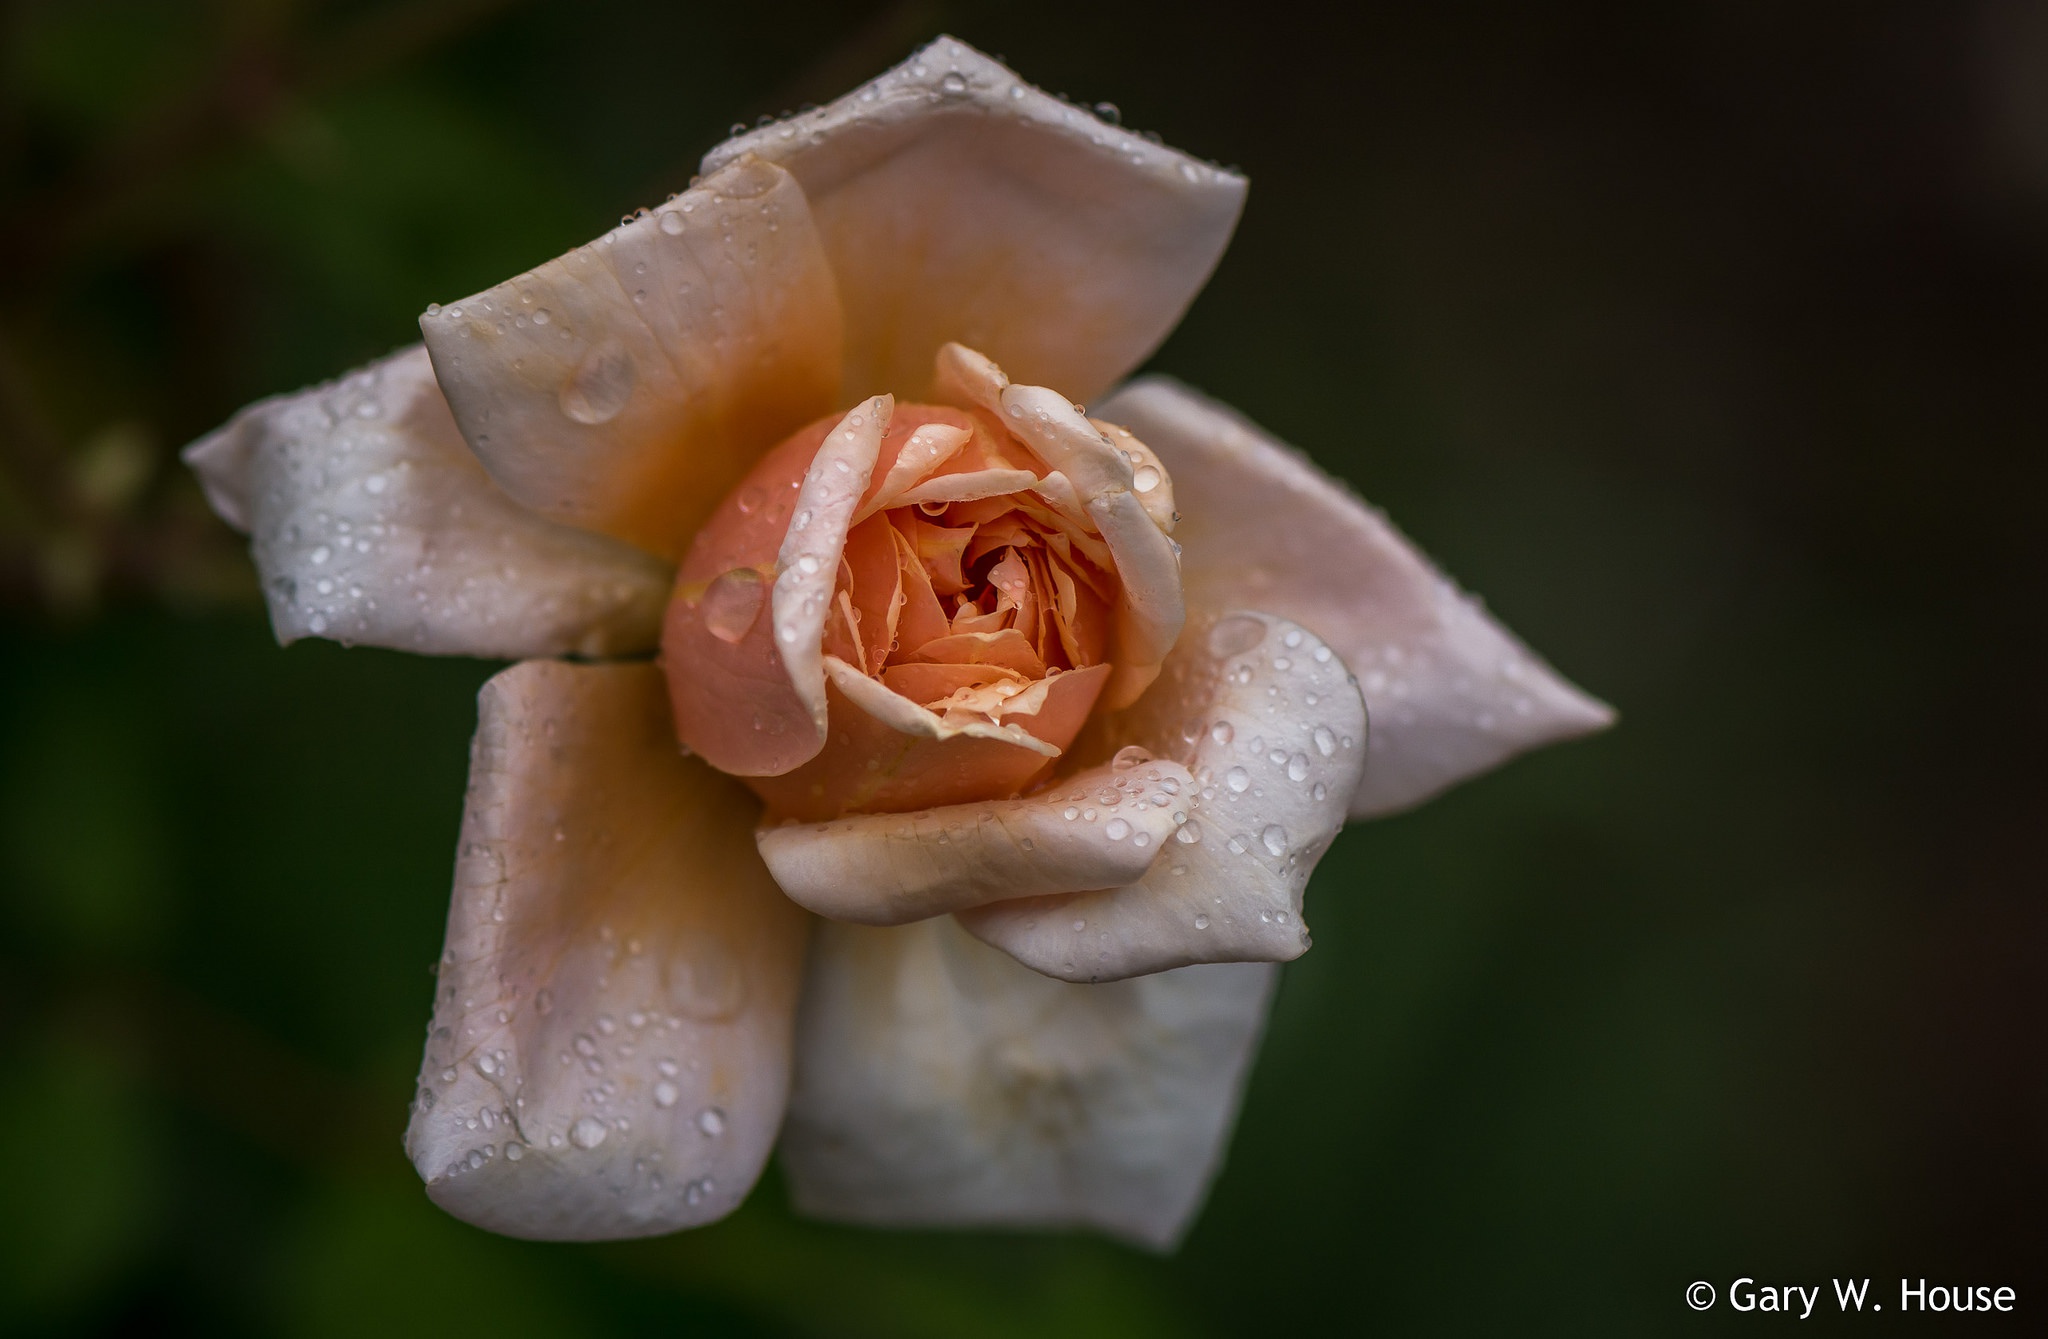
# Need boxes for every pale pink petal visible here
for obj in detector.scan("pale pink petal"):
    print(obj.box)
[769,396,894,759]
[1096,377,1616,818]
[758,755,1194,925]
[405,660,808,1240]
[420,157,843,560]
[961,611,1365,981]
[781,917,1275,1250]
[182,345,670,657]
[999,382,1184,708]
[703,37,1245,406]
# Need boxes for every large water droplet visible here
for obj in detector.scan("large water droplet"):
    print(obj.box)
[559,340,636,424]
[569,1116,609,1150]
[654,1080,680,1108]
[702,567,766,643]
[1132,464,1161,493]
[1208,614,1265,657]
[1313,726,1337,757]
[1225,766,1251,793]
[1175,820,1203,844]
[1287,753,1310,782]
[1104,817,1131,841]
[1261,824,1289,856]
[696,1107,726,1137]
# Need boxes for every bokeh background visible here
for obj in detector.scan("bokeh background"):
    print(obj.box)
[3,0,2043,1333]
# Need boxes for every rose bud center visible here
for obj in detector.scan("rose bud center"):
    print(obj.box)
[661,354,1178,821]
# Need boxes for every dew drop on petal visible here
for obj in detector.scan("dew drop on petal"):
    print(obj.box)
[569,1116,609,1150]
[559,340,636,424]
[1261,824,1289,856]
[1208,614,1265,657]
[702,567,766,643]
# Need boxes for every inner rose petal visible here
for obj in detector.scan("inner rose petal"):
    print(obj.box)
[663,347,1179,819]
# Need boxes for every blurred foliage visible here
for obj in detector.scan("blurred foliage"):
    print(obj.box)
[2,0,2044,1334]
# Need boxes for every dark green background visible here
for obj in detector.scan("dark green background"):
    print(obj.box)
[3,1,2041,1333]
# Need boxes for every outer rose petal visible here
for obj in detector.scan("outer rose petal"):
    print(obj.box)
[420,157,843,561]
[704,36,1244,406]
[405,661,808,1240]
[959,611,1366,982]
[1096,377,1616,818]
[757,756,1196,925]
[781,916,1276,1250]
[182,345,671,657]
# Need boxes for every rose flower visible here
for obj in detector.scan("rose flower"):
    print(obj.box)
[184,38,1611,1249]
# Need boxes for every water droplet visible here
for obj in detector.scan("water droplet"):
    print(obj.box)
[505,1142,525,1161]
[1063,806,1080,821]
[1225,767,1251,793]
[654,1080,680,1108]
[1133,464,1161,493]
[1210,720,1234,745]
[1208,614,1265,656]
[658,209,686,234]
[1175,820,1203,844]
[535,989,554,1015]
[940,71,968,95]
[696,1107,726,1136]
[1287,753,1310,782]
[1072,919,1087,932]
[310,545,330,565]
[1104,818,1131,841]
[532,308,551,326]
[1194,914,1211,930]
[569,1116,609,1150]
[573,1034,598,1058]
[1313,726,1337,757]
[702,567,765,643]
[1261,824,1289,856]
[558,340,636,424]
[1312,782,1328,801]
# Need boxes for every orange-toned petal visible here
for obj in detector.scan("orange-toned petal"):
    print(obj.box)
[420,158,842,560]
[906,629,1044,678]
[748,662,1110,821]
[666,399,890,776]
[880,662,1023,707]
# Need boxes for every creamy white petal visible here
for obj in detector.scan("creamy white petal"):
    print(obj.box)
[758,755,1193,925]
[999,382,1185,709]
[420,157,843,560]
[704,37,1245,406]
[773,396,892,749]
[781,916,1275,1250]
[1096,377,1616,818]
[960,611,1364,981]
[182,345,672,658]
[405,660,808,1241]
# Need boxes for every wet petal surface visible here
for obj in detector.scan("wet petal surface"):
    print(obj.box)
[1097,377,1614,818]
[421,157,843,561]
[781,916,1276,1250]
[705,37,1244,406]
[183,346,671,658]
[758,754,1194,925]
[960,610,1365,981]
[406,661,808,1240]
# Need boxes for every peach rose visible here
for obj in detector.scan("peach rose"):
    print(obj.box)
[184,38,1610,1249]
